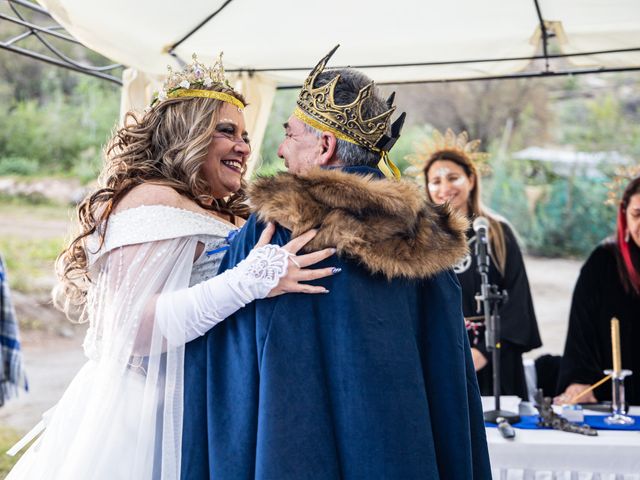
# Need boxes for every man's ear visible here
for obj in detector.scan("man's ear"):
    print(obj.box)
[318,131,338,166]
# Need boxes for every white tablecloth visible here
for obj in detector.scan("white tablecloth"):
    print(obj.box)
[484,397,640,480]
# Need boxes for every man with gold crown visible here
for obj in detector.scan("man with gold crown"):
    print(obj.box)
[182,46,492,479]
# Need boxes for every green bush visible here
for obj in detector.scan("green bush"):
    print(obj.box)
[0,157,40,176]
[70,146,104,184]
[526,177,615,257]
[483,158,617,258]
[0,236,66,293]
[0,77,118,177]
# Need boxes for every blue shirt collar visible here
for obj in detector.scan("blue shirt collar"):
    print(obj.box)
[324,165,385,179]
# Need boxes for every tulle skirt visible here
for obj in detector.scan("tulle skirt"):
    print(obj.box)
[7,359,151,480]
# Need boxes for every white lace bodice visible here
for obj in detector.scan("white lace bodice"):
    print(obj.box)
[86,205,235,265]
[190,234,235,287]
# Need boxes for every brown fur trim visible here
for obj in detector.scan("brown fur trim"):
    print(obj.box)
[248,168,469,280]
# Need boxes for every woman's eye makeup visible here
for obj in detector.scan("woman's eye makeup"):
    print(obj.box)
[427,174,466,191]
[215,123,250,145]
[216,124,235,134]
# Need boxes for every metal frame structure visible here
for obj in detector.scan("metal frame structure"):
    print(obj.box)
[1,0,639,87]
[166,0,640,86]
[0,0,123,84]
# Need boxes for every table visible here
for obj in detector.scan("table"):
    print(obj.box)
[484,397,640,479]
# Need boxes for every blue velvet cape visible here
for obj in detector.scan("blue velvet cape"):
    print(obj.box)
[182,169,491,479]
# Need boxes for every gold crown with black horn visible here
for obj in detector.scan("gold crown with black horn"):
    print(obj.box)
[294,45,406,179]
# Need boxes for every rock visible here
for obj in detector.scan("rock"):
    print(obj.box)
[0,176,94,205]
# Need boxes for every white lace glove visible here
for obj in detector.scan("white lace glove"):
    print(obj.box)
[156,244,289,344]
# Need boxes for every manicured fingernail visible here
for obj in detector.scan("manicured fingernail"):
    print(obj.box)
[331,267,342,275]
[330,248,337,254]
[323,289,330,293]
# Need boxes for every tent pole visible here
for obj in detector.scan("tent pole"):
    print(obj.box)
[533,0,551,73]
[227,47,640,74]
[166,0,235,55]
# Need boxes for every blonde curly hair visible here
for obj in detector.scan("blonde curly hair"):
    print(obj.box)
[55,84,248,315]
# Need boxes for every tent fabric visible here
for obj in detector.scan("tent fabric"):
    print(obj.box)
[38,0,640,83]
[543,3,640,69]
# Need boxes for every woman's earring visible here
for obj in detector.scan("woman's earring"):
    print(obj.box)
[625,229,630,243]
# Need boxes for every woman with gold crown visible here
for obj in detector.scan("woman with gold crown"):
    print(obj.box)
[6,54,337,480]
[556,174,640,405]
[410,129,542,400]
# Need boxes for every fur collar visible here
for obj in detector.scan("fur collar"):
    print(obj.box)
[248,168,469,280]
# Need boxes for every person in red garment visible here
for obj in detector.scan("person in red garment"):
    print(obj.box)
[557,175,640,405]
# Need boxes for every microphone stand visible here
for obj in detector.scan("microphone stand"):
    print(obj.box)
[474,230,520,425]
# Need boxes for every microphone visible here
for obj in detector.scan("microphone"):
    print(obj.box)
[473,216,490,273]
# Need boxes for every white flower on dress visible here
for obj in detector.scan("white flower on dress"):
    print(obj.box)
[179,80,190,89]
[203,77,213,87]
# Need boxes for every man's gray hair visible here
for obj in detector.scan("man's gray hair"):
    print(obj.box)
[306,69,390,168]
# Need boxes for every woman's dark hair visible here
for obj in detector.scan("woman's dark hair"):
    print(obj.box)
[613,175,640,295]
[424,153,509,275]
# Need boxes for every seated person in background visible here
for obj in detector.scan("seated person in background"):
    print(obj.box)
[556,175,640,405]
[413,129,542,400]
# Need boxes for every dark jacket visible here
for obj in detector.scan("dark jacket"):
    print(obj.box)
[558,242,640,403]
[182,167,492,479]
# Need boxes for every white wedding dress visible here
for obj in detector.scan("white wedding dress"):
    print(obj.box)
[7,204,282,480]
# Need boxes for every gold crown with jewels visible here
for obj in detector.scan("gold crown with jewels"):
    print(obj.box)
[151,53,244,110]
[294,46,405,178]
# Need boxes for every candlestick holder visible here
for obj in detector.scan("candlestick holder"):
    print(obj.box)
[603,369,634,425]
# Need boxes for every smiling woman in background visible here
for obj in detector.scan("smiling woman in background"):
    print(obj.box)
[411,129,542,400]
[556,175,640,405]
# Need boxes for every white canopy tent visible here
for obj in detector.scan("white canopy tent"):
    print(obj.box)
[35,0,640,169]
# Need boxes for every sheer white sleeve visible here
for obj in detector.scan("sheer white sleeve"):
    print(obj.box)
[5,206,237,480]
[156,244,289,344]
